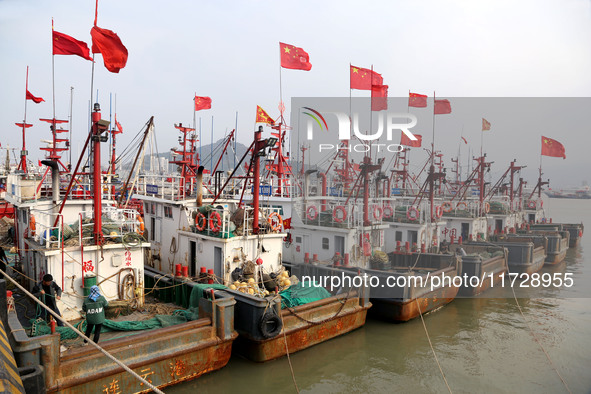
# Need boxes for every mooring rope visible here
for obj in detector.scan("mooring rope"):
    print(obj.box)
[415,298,453,393]
[0,269,165,394]
[279,311,300,393]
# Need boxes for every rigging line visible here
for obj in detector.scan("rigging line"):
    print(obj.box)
[279,311,300,393]
[0,268,164,394]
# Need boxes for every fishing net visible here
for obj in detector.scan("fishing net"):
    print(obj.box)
[188,283,227,308]
[279,281,331,309]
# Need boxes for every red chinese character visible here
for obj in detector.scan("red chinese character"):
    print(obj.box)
[83,260,94,273]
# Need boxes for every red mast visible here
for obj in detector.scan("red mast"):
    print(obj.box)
[170,123,197,198]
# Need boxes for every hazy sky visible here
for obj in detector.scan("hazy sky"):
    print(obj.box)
[1,0,590,187]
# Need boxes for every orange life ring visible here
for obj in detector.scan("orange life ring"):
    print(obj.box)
[29,215,36,236]
[434,205,443,219]
[267,212,282,232]
[209,211,222,233]
[373,206,383,221]
[441,202,453,213]
[306,205,318,221]
[407,206,419,221]
[136,216,145,233]
[456,201,467,211]
[382,204,393,219]
[484,202,490,214]
[333,206,347,223]
[195,212,207,231]
[528,200,536,209]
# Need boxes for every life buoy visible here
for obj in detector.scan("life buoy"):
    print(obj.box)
[333,206,347,223]
[259,312,282,339]
[195,212,207,231]
[136,216,145,234]
[528,200,536,209]
[382,204,394,219]
[29,215,36,236]
[442,201,453,213]
[306,205,318,221]
[456,201,467,211]
[484,202,490,214]
[407,206,419,221]
[267,212,282,232]
[209,211,222,233]
[373,206,383,221]
[434,205,443,219]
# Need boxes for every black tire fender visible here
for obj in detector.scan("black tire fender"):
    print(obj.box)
[259,311,282,339]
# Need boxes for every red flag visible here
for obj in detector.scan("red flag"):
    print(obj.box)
[26,90,44,103]
[371,84,388,111]
[434,99,451,114]
[409,92,428,108]
[282,217,292,229]
[401,132,422,147]
[52,30,93,61]
[90,26,128,73]
[461,136,468,144]
[114,115,123,133]
[350,65,383,90]
[482,118,491,131]
[280,42,311,71]
[541,136,566,159]
[194,96,212,111]
[256,106,274,124]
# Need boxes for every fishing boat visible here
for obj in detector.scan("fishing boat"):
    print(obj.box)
[545,186,591,199]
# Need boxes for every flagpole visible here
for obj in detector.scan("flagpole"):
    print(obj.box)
[369,65,373,160]
[51,19,56,121]
[193,94,197,164]
[234,111,238,170]
[69,86,74,172]
[210,116,214,172]
[432,91,436,167]
[199,117,202,167]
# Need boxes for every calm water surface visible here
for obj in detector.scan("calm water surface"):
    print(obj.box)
[168,198,591,393]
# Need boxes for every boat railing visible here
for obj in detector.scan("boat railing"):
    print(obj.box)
[190,205,284,238]
[32,212,64,249]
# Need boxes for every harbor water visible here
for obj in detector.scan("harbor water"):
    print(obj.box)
[168,197,591,393]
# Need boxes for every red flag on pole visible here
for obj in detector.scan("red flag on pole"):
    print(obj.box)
[401,133,422,147]
[256,106,274,124]
[461,136,468,144]
[194,96,212,111]
[114,114,123,133]
[371,84,388,111]
[282,217,292,229]
[52,30,93,61]
[26,90,44,103]
[434,99,451,114]
[409,92,428,108]
[482,118,491,131]
[280,42,312,71]
[90,26,128,73]
[541,136,566,159]
[350,65,383,90]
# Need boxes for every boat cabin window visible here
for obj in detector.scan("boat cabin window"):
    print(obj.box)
[296,236,302,243]
[164,205,173,219]
[150,203,156,215]
[322,237,329,250]
[395,231,402,242]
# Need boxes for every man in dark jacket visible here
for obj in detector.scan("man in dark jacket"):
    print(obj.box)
[32,274,63,327]
[82,285,108,344]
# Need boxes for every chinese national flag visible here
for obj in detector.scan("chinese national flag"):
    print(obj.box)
[90,26,128,73]
[482,118,491,131]
[409,92,428,108]
[256,106,274,124]
[371,84,388,111]
[282,217,292,229]
[52,30,93,61]
[114,114,123,133]
[280,42,312,71]
[434,99,451,114]
[194,96,212,111]
[401,132,422,147]
[541,136,566,159]
[350,65,383,90]
[26,90,44,103]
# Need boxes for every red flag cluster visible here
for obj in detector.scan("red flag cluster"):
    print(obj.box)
[350,66,383,90]
[280,42,312,71]
[434,99,452,115]
[194,96,212,111]
[256,106,274,124]
[541,136,566,159]
[26,90,44,103]
[409,92,428,108]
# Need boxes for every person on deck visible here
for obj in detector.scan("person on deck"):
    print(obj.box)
[82,285,108,344]
[32,274,63,327]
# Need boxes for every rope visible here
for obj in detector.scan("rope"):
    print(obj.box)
[0,268,165,394]
[279,311,299,393]
[415,298,453,393]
